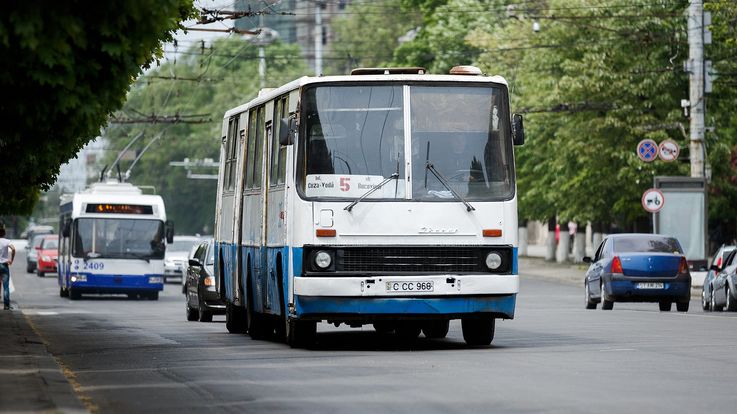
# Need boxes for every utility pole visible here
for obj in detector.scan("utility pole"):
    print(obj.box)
[687,0,705,178]
[258,13,266,90]
[314,1,323,76]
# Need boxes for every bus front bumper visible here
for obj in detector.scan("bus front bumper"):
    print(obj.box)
[69,273,164,291]
[293,274,518,319]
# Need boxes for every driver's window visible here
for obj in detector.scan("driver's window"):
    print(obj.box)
[725,250,737,268]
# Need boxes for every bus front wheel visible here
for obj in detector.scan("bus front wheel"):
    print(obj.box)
[287,319,316,348]
[461,315,495,346]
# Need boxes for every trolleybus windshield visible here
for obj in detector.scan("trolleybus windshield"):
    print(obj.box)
[299,83,514,201]
[72,218,165,260]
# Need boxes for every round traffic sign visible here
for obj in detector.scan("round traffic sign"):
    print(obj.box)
[637,139,659,162]
[658,139,680,162]
[642,188,665,213]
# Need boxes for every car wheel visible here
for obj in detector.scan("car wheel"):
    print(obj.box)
[225,303,248,334]
[59,286,68,298]
[422,320,450,339]
[676,301,689,312]
[702,285,710,311]
[26,262,33,273]
[461,316,495,346]
[395,322,422,342]
[585,282,597,309]
[726,286,737,311]
[198,306,213,322]
[601,282,613,310]
[36,270,44,278]
[186,303,198,321]
[711,285,723,312]
[659,301,672,312]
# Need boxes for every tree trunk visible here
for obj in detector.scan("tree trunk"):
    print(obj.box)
[556,221,570,263]
[518,219,529,257]
[573,223,586,263]
[545,216,556,261]
[592,221,604,253]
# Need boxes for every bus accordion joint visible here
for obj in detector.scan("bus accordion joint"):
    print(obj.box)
[316,229,336,237]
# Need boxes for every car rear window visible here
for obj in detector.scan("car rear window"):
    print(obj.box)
[613,237,682,254]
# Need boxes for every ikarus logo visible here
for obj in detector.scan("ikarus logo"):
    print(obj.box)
[418,227,458,234]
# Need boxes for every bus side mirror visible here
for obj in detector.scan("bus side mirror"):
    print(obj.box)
[166,221,175,244]
[279,117,296,146]
[512,114,525,146]
[62,220,71,238]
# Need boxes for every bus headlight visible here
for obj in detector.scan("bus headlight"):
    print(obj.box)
[148,276,163,284]
[314,251,332,269]
[71,274,87,282]
[485,252,502,270]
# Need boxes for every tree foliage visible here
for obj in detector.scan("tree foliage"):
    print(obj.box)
[0,1,195,214]
[103,38,308,234]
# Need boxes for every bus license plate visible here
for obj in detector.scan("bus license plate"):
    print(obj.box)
[636,282,664,289]
[385,281,434,293]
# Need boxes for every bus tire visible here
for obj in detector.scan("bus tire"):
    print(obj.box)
[395,322,422,341]
[69,289,81,300]
[225,303,247,334]
[422,320,450,339]
[148,291,159,301]
[373,322,395,334]
[287,319,316,348]
[461,315,495,346]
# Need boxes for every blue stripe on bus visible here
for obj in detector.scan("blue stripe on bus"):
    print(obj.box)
[69,273,163,290]
[295,294,516,319]
[512,247,518,275]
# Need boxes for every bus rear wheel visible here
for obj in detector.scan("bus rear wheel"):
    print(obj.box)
[461,315,495,346]
[422,320,450,339]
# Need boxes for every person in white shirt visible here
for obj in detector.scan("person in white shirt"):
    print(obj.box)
[0,225,16,310]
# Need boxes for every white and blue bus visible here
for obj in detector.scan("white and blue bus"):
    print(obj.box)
[214,66,524,347]
[58,181,172,300]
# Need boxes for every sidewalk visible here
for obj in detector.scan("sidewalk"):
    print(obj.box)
[0,306,88,413]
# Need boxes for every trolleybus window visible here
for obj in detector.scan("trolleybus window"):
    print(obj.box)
[72,218,165,260]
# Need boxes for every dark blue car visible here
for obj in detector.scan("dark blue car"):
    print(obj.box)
[584,234,691,312]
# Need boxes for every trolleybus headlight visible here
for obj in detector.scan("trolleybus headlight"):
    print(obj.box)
[314,251,332,269]
[485,252,503,270]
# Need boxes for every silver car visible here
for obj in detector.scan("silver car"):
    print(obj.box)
[164,236,202,283]
[702,245,736,310]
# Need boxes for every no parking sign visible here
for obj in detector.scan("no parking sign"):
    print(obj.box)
[637,139,659,162]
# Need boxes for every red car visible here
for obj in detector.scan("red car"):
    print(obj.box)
[36,235,59,277]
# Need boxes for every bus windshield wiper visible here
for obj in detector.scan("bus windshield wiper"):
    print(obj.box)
[344,173,400,212]
[425,162,475,212]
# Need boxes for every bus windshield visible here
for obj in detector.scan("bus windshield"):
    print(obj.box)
[72,218,165,260]
[299,83,514,201]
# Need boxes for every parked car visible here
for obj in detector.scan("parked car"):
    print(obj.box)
[708,249,737,311]
[584,233,691,312]
[702,245,736,310]
[185,239,224,322]
[164,235,202,283]
[35,235,59,277]
[26,234,47,273]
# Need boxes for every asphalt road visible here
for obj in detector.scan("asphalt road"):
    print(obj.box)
[8,252,737,414]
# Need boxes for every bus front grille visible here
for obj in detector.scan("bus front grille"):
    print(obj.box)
[302,245,513,275]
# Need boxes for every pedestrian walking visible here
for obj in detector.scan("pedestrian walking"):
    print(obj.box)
[0,225,16,310]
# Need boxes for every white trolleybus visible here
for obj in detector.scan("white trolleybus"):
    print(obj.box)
[58,181,173,300]
[214,66,525,347]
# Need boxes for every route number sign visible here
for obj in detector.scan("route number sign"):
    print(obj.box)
[658,139,680,162]
[642,188,665,213]
[637,139,659,162]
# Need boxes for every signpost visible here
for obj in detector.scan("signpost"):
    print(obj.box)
[637,139,659,162]
[642,188,665,213]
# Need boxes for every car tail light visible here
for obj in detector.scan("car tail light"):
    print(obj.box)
[678,257,689,274]
[611,256,623,274]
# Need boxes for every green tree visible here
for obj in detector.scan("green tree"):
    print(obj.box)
[328,0,421,75]
[103,38,308,234]
[0,1,195,214]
